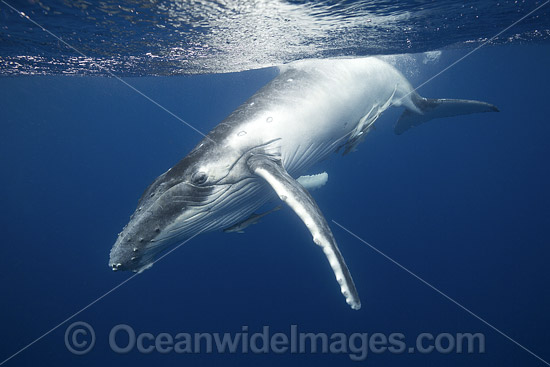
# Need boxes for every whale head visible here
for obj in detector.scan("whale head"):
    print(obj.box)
[108,128,272,273]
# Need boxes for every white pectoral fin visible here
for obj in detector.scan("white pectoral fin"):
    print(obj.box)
[296,172,328,191]
[248,155,361,310]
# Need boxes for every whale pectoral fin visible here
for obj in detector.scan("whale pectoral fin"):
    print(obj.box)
[248,155,361,310]
[394,96,499,135]
[296,172,328,191]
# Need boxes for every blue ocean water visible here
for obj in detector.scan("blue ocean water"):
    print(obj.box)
[1,1,550,367]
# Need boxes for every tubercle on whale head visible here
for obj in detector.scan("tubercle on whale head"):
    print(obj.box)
[108,206,172,272]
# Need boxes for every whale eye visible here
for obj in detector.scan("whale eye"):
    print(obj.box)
[191,171,208,185]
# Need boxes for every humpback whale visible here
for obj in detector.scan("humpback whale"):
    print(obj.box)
[109,57,498,310]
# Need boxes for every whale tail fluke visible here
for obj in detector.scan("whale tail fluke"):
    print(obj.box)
[394,94,499,135]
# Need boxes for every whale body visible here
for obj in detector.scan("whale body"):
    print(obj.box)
[109,57,498,310]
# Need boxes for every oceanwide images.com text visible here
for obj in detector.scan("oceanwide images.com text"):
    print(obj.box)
[65,322,485,360]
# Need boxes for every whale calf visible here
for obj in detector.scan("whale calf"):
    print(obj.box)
[109,57,497,310]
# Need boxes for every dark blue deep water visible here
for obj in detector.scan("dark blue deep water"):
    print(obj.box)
[1,1,550,366]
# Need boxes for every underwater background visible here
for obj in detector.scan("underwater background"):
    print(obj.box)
[1,1,550,366]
